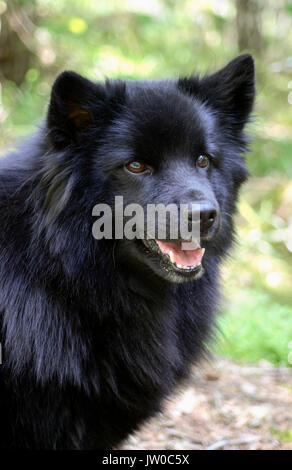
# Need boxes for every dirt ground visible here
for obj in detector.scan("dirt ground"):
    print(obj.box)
[121,357,292,450]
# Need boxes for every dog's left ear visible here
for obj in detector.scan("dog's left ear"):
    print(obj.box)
[179,54,255,128]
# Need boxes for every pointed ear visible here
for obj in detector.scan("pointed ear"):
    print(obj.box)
[179,54,255,128]
[47,71,104,149]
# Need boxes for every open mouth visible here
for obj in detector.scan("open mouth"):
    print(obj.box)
[141,238,205,275]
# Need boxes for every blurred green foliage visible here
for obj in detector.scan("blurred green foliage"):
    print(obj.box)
[0,0,292,365]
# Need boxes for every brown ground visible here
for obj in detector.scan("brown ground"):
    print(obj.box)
[120,358,292,450]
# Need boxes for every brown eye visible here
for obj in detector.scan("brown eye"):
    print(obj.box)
[126,161,147,173]
[196,154,210,169]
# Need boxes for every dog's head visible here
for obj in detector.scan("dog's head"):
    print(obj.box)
[46,54,255,283]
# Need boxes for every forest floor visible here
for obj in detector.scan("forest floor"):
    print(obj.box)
[121,357,292,450]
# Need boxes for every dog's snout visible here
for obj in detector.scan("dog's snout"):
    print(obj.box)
[187,202,218,236]
[200,203,217,232]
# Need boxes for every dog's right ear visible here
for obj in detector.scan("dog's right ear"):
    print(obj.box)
[47,71,103,149]
[47,72,125,150]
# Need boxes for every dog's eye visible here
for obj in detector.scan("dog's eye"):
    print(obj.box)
[125,161,147,174]
[196,154,210,169]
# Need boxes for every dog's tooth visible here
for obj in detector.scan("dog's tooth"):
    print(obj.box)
[201,248,205,256]
[169,251,175,263]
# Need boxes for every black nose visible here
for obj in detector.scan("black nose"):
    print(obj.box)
[188,203,217,234]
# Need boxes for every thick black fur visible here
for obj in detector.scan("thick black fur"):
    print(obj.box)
[0,54,255,449]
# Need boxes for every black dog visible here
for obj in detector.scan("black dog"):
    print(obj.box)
[0,54,254,449]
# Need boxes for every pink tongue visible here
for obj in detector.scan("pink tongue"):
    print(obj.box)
[156,240,204,267]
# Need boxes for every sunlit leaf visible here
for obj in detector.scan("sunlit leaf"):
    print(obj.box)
[67,17,88,34]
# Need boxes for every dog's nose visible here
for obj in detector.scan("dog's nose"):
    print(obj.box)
[188,203,218,234]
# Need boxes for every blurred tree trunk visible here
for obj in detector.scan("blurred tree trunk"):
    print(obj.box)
[236,0,262,54]
[0,1,36,85]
